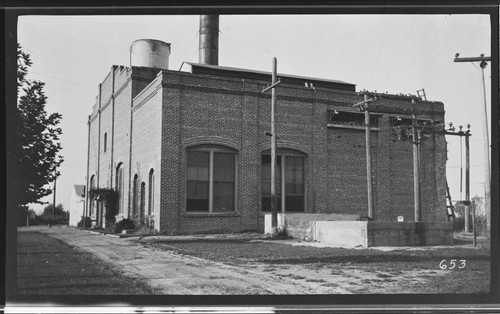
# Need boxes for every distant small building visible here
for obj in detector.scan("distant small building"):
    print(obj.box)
[69,185,85,226]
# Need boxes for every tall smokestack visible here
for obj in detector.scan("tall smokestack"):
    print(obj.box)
[199,15,219,65]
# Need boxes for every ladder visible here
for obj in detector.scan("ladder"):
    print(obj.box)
[445,179,455,221]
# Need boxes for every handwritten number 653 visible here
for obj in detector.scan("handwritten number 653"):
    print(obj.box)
[439,259,466,270]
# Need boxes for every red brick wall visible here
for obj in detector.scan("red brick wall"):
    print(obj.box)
[155,70,445,233]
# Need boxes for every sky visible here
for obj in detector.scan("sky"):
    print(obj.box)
[16,14,492,215]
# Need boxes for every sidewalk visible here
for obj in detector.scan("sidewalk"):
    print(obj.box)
[18,225,325,294]
[17,226,155,294]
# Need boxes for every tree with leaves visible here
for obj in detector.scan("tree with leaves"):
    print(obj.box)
[41,203,67,221]
[16,44,63,207]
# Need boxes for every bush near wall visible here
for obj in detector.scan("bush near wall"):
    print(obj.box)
[77,216,92,228]
[88,188,119,226]
[113,218,136,234]
[453,215,489,236]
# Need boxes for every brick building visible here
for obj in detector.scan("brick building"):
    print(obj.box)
[85,17,447,234]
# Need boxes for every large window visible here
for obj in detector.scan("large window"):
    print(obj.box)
[186,146,236,212]
[261,154,304,212]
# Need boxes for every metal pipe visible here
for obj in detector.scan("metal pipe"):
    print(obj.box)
[199,15,219,65]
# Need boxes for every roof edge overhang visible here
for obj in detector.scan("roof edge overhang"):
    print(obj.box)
[185,62,356,92]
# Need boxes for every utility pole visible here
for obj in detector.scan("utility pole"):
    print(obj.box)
[52,173,57,220]
[261,57,281,237]
[465,125,471,233]
[442,123,472,230]
[353,95,379,219]
[82,185,87,229]
[412,99,421,222]
[25,207,29,227]
[364,95,374,219]
[454,53,491,231]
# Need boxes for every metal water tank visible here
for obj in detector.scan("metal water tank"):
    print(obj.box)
[130,39,171,70]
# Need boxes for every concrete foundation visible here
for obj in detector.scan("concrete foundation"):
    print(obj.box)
[264,213,360,239]
[264,214,453,247]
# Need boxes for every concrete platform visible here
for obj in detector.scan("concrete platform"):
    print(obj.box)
[264,213,453,247]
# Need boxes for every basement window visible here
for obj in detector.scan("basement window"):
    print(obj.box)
[327,110,379,130]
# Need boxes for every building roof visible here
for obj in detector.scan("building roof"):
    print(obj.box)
[74,185,86,198]
[185,62,356,92]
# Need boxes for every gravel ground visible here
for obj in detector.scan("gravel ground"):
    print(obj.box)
[138,236,491,294]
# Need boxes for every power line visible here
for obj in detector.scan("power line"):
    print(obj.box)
[402,17,438,88]
[22,24,126,52]
[412,16,463,92]
[388,16,416,81]
[368,16,391,87]
[463,19,484,55]
[219,30,256,69]
[22,41,111,67]
[29,70,97,90]
[172,30,199,68]
[46,84,95,98]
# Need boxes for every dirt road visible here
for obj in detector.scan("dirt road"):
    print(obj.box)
[22,226,334,294]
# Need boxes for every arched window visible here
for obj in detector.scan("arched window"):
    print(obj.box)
[132,175,139,217]
[132,174,139,216]
[148,169,154,215]
[186,145,236,212]
[261,151,305,212]
[115,163,124,214]
[89,175,95,216]
[140,182,146,222]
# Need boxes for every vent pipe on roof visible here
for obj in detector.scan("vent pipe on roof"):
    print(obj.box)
[199,15,219,66]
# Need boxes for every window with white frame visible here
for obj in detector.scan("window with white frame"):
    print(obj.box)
[186,145,236,213]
